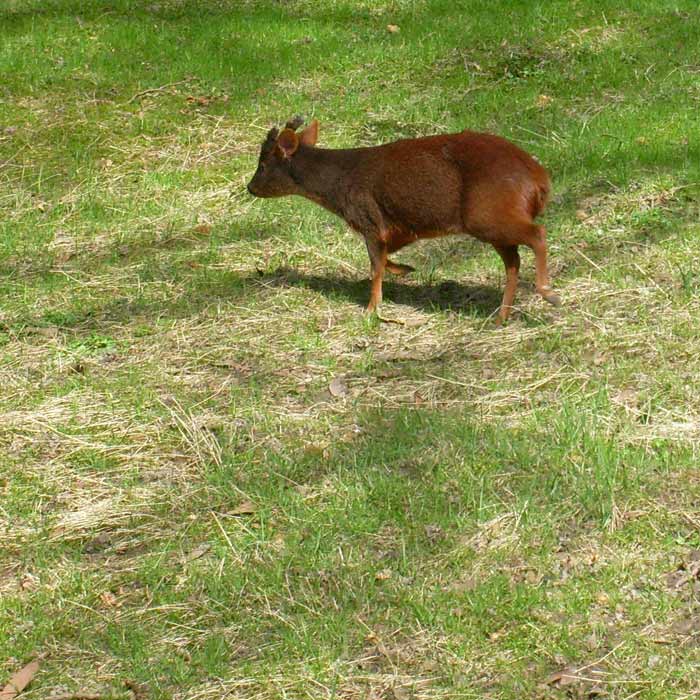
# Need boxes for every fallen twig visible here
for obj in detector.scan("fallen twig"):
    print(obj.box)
[376,314,405,325]
[123,80,188,105]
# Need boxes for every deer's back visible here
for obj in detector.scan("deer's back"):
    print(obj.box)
[366,131,549,235]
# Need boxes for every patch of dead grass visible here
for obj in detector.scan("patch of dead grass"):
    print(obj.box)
[575,179,688,230]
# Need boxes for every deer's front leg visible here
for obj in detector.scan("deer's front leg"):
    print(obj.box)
[364,236,388,313]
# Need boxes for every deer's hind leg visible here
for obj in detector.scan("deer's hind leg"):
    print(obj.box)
[386,260,415,276]
[464,190,560,319]
[493,244,521,325]
[384,229,417,276]
[527,225,561,307]
[495,222,560,314]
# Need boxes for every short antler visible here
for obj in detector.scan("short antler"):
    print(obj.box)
[285,115,305,131]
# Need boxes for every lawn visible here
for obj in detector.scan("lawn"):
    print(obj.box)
[1,1,700,698]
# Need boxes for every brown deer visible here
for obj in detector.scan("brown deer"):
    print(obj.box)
[247,116,560,323]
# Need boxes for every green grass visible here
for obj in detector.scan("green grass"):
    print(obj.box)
[2,1,700,698]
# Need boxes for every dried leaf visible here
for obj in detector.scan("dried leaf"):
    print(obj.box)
[585,633,600,651]
[209,358,250,375]
[391,687,410,700]
[328,376,348,397]
[524,568,541,585]
[231,500,257,516]
[545,663,606,688]
[99,591,119,608]
[186,95,211,106]
[34,326,60,338]
[375,368,401,379]
[444,577,478,593]
[613,388,638,412]
[19,573,39,591]
[193,224,211,235]
[1,660,40,700]
[647,655,662,668]
[593,352,608,366]
[424,524,444,544]
[666,570,689,591]
[544,665,580,687]
[402,317,426,328]
[671,615,700,635]
[184,543,211,562]
[124,679,147,700]
[596,592,610,605]
[194,414,225,431]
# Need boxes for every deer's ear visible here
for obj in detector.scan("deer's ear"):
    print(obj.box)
[276,128,299,159]
[285,115,304,131]
[299,120,319,147]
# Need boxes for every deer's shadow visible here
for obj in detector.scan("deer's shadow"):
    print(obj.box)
[257,267,503,318]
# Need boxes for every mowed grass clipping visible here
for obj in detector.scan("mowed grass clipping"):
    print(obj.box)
[2,1,700,698]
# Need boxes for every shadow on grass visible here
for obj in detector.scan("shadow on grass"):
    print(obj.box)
[0,261,503,335]
[255,266,503,318]
[0,0,252,24]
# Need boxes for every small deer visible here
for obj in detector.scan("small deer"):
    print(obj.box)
[247,117,560,323]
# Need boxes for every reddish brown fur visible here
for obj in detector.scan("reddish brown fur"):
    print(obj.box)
[248,118,560,322]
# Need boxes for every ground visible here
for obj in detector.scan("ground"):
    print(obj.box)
[1,1,700,698]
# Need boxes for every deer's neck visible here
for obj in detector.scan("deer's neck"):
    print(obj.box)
[289,146,368,217]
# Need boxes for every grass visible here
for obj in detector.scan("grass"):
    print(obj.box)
[2,0,700,698]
